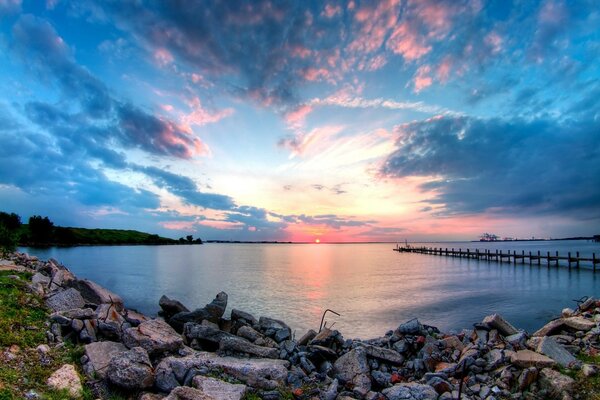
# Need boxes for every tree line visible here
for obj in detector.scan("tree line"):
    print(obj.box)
[0,211,202,253]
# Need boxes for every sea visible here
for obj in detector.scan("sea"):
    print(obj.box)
[21,240,600,339]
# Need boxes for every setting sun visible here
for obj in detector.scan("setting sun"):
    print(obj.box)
[315,238,320,244]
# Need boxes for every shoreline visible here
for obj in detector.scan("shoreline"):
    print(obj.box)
[1,251,600,399]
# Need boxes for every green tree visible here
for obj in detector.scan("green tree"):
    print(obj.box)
[186,235,193,243]
[0,212,21,254]
[28,215,54,244]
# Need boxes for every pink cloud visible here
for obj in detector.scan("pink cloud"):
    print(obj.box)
[484,32,503,54]
[160,220,197,230]
[322,3,342,18]
[153,47,174,66]
[180,97,234,131]
[349,0,400,54]
[302,67,331,82]
[413,65,432,93]
[387,22,431,61]
[436,58,452,83]
[284,104,313,129]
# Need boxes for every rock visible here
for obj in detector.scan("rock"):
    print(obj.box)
[309,328,337,346]
[45,288,86,312]
[155,351,289,392]
[60,307,95,320]
[563,316,595,331]
[333,347,371,393]
[124,309,150,326]
[361,344,404,365]
[482,314,519,336]
[139,393,165,400]
[381,382,438,400]
[533,319,565,337]
[561,308,575,318]
[72,279,124,310]
[237,325,263,342]
[107,347,154,390]
[36,344,50,355]
[578,297,596,312]
[160,295,190,318]
[505,331,527,347]
[297,329,317,346]
[123,319,183,355]
[510,350,556,368]
[539,368,575,398]
[46,364,82,398]
[396,318,424,335]
[259,316,290,332]
[517,367,538,391]
[440,335,464,352]
[96,303,127,339]
[31,272,50,286]
[307,344,337,359]
[71,319,84,332]
[323,379,339,400]
[84,341,128,378]
[274,328,290,342]
[536,336,578,367]
[170,292,228,332]
[165,386,213,400]
[219,336,279,358]
[184,323,237,349]
[427,376,452,394]
[230,309,257,325]
[80,319,98,343]
[193,375,247,400]
[583,363,598,377]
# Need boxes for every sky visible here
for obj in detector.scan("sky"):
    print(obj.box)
[0,0,599,242]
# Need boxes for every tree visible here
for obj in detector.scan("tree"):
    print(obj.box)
[186,235,193,243]
[0,212,21,231]
[0,212,22,254]
[28,215,54,244]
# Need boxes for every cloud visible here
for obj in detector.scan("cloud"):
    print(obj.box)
[380,114,600,219]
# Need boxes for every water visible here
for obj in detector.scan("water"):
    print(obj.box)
[21,240,600,339]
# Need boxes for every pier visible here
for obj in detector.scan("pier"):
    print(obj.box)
[393,245,600,270]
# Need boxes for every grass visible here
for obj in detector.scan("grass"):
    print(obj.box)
[571,354,600,400]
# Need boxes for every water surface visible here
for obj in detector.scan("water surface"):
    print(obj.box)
[22,240,600,338]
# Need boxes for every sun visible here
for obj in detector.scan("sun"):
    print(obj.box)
[315,238,320,244]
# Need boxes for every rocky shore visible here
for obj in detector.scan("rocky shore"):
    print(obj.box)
[2,251,600,400]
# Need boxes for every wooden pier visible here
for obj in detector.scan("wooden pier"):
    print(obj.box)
[393,246,600,271]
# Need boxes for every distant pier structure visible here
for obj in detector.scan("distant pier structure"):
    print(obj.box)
[394,245,600,271]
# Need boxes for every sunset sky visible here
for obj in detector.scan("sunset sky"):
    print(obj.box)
[0,0,598,242]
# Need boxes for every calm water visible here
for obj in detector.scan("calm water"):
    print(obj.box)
[22,240,600,339]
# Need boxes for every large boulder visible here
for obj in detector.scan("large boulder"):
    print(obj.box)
[219,336,279,358]
[361,344,404,365]
[107,347,154,390]
[482,314,519,336]
[539,368,575,399]
[159,295,190,319]
[71,279,124,310]
[396,318,424,335]
[536,336,578,368]
[333,347,371,394]
[45,288,86,312]
[83,341,128,378]
[193,375,247,400]
[169,292,228,332]
[258,316,291,342]
[155,351,289,392]
[123,319,183,356]
[165,386,214,400]
[231,309,257,326]
[382,382,438,400]
[510,349,556,369]
[46,364,83,398]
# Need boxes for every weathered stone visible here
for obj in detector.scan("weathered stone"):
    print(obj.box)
[583,364,598,377]
[396,318,424,335]
[381,382,438,400]
[123,319,183,355]
[96,303,127,339]
[139,393,164,400]
[361,344,404,365]
[333,347,371,393]
[533,319,565,337]
[309,328,336,346]
[536,336,577,367]
[46,364,82,398]
[219,336,279,358]
[72,279,123,310]
[518,367,538,391]
[563,316,595,331]
[440,335,464,352]
[482,314,519,337]
[308,344,337,359]
[45,288,86,312]
[427,376,452,394]
[160,295,190,318]
[193,375,247,400]
[510,350,556,368]
[155,351,289,392]
[124,309,150,326]
[561,308,575,318]
[258,316,290,332]
[323,379,339,400]
[578,297,596,312]
[71,319,84,332]
[80,319,97,343]
[274,328,291,342]
[297,329,317,346]
[107,347,154,390]
[170,292,228,332]
[230,309,257,325]
[165,386,213,400]
[31,272,50,286]
[60,307,95,320]
[505,331,527,347]
[539,368,575,398]
[184,323,237,349]
[236,325,263,342]
[84,341,128,378]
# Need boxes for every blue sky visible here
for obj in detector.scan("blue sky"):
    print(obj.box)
[0,0,598,241]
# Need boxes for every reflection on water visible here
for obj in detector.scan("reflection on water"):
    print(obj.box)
[22,240,600,338]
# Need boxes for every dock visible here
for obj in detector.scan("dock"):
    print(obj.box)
[393,246,600,270]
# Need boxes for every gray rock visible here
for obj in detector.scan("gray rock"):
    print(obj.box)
[539,368,575,398]
[123,319,183,355]
[155,351,289,392]
[333,347,371,393]
[96,303,127,339]
[230,309,257,325]
[396,318,424,335]
[60,307,95,320]
[170,292,228,332]
[71,279,124,310]
[518,367,538,391]
[372,370,391,388]
[382,382,438,400]
[124,309,150,326]
[482,314,519,336]
[164,386,213,400]
[83,341,127,378]
[46,364,82,398]
[193,375,247,400]
[219,336,279,358]
[583,364,598,377]
[361,344,404,365]
[323,378,339,400]
[563,316,595,331]
[274,328,291,342]
[237,325,263,342]
[258,316,290,332]
[45,288,86,312]
[107,347,154,390]
[184,323,237,348]
[427,376,452,394]
[71,319,84,332]
[159,295,190,318]
[31,272,50,286]
[80,319,97,343]
[297,329,317,346]
[536,336,578,367]
[510,350,556,369]
[533,319,565,337]
[505,331,527,347]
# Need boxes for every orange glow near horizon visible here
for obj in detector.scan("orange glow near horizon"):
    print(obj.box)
[315,238,320,243]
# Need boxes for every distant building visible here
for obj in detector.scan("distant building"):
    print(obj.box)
[480,233,499,242]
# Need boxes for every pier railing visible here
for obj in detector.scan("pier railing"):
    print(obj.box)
[393,246,600,270]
